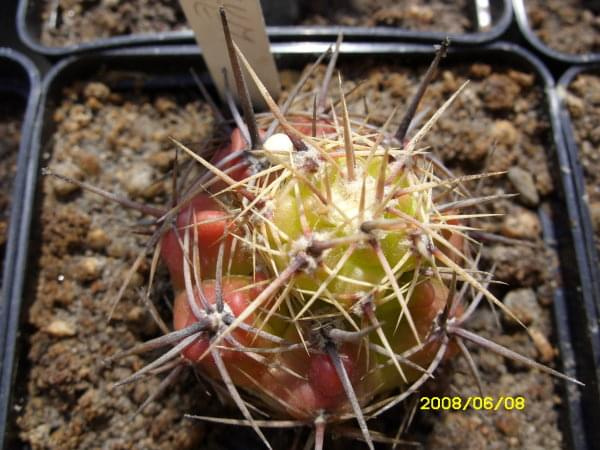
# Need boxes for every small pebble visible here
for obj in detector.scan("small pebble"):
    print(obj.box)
[469,63,491,78]
[45,320,76,337]
[508,167,540,206]
[147,151,173,171]
[495,414,520,436]
[501,208,541,239]
[264,133,294,153]
[87,228,111,250]
[66,104,92,129]
[151,129,168,142]
[83,82,110,100]
[442,70,459,91]
[50,162,83,197]
[154,97,176,113]
[72,149,100,175]
[406,5,434,23]
[508,69,534,88]
[73,256,104,282]
[491,120,518,146]
[126,306,145,323]
[503,288,540,326]
[119,164,153,197]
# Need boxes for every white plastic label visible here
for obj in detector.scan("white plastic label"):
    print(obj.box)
[179,0,281,107]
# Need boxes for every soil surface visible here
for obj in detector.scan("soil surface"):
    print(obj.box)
[300,0,471,31]
[15,58,566,450]
[40,0,187,47]
[15,85,216,449]
[525,0,600,55]
[39,0,476,47]
[0,96,24,281]
[566,72,600,252]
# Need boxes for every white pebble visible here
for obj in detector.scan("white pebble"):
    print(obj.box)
[263,133,293,153]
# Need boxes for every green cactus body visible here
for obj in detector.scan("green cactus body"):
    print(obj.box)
[268,153,421,303]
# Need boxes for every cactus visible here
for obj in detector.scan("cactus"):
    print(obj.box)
[43,15,580,450]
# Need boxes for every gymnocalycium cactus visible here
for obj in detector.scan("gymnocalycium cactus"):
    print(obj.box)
[44,11,581,450]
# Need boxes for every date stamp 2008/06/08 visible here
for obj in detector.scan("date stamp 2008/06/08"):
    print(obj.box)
[419,396,526,411]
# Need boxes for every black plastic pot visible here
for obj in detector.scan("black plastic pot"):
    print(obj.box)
[17,0,512,56]
[1,42,597,449]
[513,0,600,64]
[557,65,600,370]
[0,48,41,449]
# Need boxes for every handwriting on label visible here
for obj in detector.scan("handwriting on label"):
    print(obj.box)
[179,0,280,108]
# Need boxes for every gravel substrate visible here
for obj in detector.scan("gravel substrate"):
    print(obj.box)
[39,0,475,47]
[525,0,600,55]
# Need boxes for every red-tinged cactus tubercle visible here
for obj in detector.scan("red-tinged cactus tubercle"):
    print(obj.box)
[160,194,253,289]
[308,352,355,399]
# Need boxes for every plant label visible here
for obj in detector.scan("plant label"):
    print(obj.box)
[179,0,281,107]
